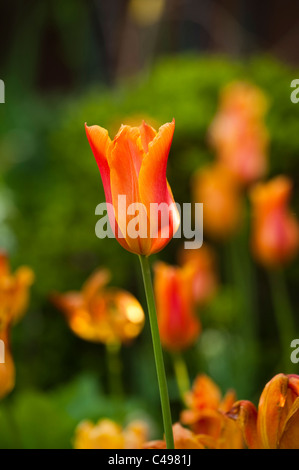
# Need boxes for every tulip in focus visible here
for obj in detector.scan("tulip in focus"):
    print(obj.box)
[181,374,244,449]
[73,418,149,449]
[228,373,299,449]
[154,261,201,352]
[250,176,299,267]
[192,163,243,240]
[85,119,180,255]
[52,269,145,345]
[209,81,269,186]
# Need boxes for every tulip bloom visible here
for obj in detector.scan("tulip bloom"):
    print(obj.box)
[52,269,145,345]
[192,163,243,240]
[0,252,34,328]
[0,253,33,400]
[181,374,244,448]
[143,423,209,449]
[250,176,299,267]
[73,418,149,449]
[228,373,299,449]
[0,327,15,400]
[209,81,268,185]
[177,244,218,305]
[85,120,180,255]
[154,262,201,352]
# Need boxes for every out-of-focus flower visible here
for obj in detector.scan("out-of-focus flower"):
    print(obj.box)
[143,423,211,449]
[0,252,33,400]
[228,373,299,449]
[85,120,180,256]
[73,418,149,449]
[177,244,218,305]
[192,163,243,240]
[153,261,201,352]
[52,269,145,345]
[0,251,34,329]
[0,326,15,400]
[209,81,268,186]
[250,176,299,267]
[181,374,244,449]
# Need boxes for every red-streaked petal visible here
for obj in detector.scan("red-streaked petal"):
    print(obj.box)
[85,124,112,204]
[85,123,130,252]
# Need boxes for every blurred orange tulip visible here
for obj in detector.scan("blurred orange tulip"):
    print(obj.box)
[250,176,299,267]
[228,373,299,449]
[0,252,34,399]
[85,120,180,255]
[192,163,243,240]
[52,269,145,345]
[209,81,268,185]
[153,261,201,352]
[177,244,218,305]
[73,418,149,449]
[0,327,15,400]
[0,251,34,329]
[181,374,244,449]
[143,422,210,449]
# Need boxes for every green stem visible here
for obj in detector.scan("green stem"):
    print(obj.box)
[106,341,124,398]
[138,255,174,449]
[268,269,295,372]
[172,352,190,403]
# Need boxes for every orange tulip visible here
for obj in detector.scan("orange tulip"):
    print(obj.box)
[181,374,244,448]
[153,261,201,352]
[209,81,268,185]
[52,269,145,345]
[228,373,299,449]
[0,252,33,400]
[0,326,15,400]
[143,422,209,449]
[192,163,243,240]
[85,119,180,255]
[250,176,299,267]
[177,244,218,305]
[0,251,34,328]
[144,419,242,450]
[73,418,149,449]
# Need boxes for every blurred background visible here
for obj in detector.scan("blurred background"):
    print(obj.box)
[0,0,299,449]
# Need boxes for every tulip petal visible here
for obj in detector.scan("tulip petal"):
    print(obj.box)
[279,397,299,449]
[227,400,259,449]
[85,124,131,251]
[139,120,174,206]
[109,126,152,254]
[257,373,289,448]
[139,121,156,152]
[85,124,112,204]
[82,269,111,302]
[139,119,180,253]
